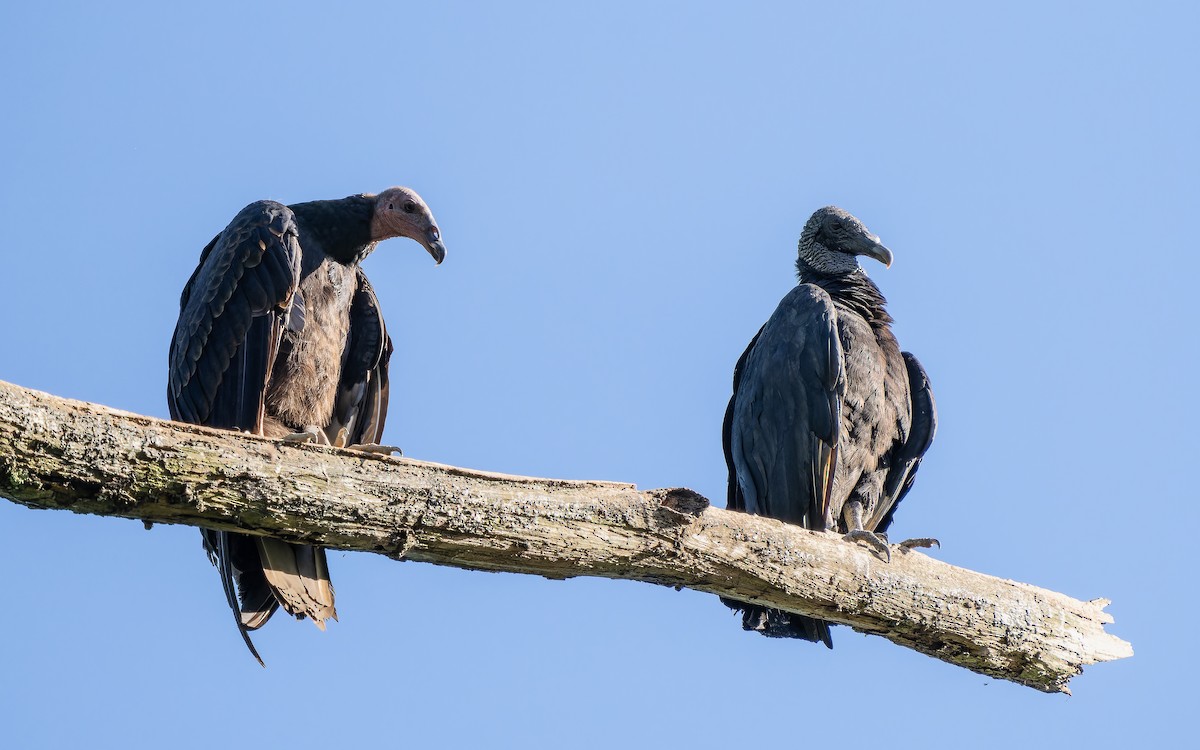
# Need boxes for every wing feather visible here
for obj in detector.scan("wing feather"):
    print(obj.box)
[870,351,937,533]
[722,326,763,513]
[721,284,840,648]
[167,200,301,429]
[329,269,393,446]
[168,200,302,663]
[727,284,842,529]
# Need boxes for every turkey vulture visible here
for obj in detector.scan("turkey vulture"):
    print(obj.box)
[167,187,446,664]
[721,206,936,647]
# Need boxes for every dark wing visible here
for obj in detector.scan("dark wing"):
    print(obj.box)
[870,351,937,533]
[727,284,843,529]
[329,269,393,446]
[722,326,762,512]
[167,200,301,666]
[168,200,301,430]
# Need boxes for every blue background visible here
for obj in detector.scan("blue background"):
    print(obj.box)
[1,2,1193,747]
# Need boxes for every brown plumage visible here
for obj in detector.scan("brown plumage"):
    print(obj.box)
[168,187,445,663]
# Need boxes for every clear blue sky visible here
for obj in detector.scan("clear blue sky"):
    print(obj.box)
[1,2,1194,747]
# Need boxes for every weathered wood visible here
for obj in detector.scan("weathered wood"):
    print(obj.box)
[0,378,1130,692]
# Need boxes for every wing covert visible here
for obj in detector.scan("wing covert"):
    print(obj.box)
[167,200,301,430]
[727,284,843,530]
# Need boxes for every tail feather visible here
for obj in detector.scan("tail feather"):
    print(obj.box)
[203,530,336,664]
[220,531,279,630]
[308,546,337,623]
[720,598,833,648]
[235,569,278,631]
[203,530,268,666]
[256,538,338,627]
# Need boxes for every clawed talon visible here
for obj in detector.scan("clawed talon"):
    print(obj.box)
[346,443,403,456]
[840,499,890,561]
[897,537,940,552]
[282,428,398,455]
[283,426,330,445]
[331,426,399,455]
[843,529,891,562]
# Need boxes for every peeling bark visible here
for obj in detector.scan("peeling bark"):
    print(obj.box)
[0,379,1131,693]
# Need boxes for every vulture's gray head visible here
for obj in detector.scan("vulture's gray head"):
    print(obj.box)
[370,186,446,264]
[796,206,891,278]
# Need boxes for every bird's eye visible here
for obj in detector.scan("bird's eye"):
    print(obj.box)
[832,221,843,231]
[403,201,416,214]
[387,203,394,210]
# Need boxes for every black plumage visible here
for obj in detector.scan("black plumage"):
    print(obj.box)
[721,206,936,647]
[168,187,445,664]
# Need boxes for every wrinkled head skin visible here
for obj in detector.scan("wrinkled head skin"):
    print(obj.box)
[370,186,446,264]
[797,206,892,276]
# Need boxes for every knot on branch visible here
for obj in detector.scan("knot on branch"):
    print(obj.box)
[648,487,710,523]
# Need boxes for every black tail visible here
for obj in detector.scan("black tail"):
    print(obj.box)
[720,598,833,648]
[202,529,272,666]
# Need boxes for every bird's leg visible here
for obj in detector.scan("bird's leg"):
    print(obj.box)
[842,500,891,562]
[332,426,402,456]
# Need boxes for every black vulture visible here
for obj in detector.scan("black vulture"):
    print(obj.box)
[721,206,936,647]
[167,187,446,664]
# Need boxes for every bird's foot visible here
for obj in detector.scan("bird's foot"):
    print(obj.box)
[347,443,403,456]
[282,426,330,445]
[897,537,940,553]
[843,529,891,562]
[330,427,400,455]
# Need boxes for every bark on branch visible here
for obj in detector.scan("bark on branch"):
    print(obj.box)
[0,379,1130,693]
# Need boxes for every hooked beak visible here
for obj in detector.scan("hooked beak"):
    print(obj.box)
[422,226,446,265]
[855,234,893,268]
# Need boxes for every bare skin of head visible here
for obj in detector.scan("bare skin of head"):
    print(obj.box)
[369,187,445,263]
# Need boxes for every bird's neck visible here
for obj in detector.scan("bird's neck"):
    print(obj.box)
[802,268,893,326]
[289,195,377,265]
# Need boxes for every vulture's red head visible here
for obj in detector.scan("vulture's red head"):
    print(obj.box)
[370,187,446,264]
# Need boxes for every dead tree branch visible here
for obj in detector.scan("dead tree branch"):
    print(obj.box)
[0,379,1131,693]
